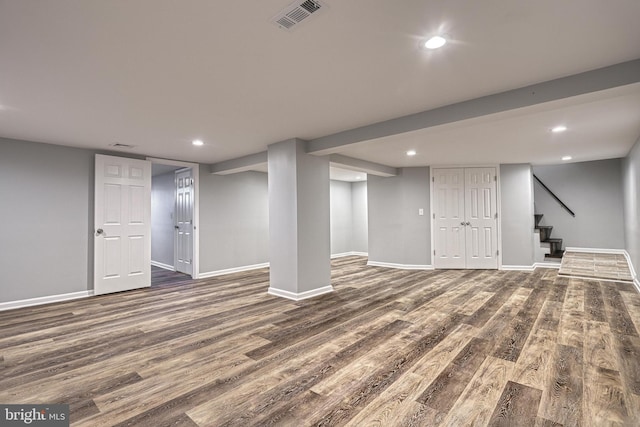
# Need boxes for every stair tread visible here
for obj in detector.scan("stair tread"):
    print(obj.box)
[535,225,553,230]
[545,238,563,243]
[545,251,564,259]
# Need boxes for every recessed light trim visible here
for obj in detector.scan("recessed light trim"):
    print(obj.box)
[562,156,572,161]
[406,150,417,156]
[424,35,447,50]
[192,139,204,146]
[551,125,567,133]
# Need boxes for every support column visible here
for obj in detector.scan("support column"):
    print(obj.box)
[267,138,332,300]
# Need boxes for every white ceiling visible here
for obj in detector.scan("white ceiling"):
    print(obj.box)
[1,1,640,175]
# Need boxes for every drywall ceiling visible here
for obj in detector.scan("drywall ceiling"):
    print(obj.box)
[1,0,640,168]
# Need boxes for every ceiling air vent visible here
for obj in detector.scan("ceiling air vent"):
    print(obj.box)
[110,143,136,149]
[271,0,324,31]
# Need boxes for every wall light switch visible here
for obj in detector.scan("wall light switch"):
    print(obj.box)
[418,208,424,216]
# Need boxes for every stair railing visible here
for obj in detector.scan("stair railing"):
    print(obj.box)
[533,174,576,217]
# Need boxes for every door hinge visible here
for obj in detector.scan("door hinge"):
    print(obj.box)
[497,250,500,256]
[433,250,436,256]
[433,213,435,219]
[494,175,497,181]
[432,176,435,182]
[494,213,498,219]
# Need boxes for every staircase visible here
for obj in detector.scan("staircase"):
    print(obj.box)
[535,214,564,260]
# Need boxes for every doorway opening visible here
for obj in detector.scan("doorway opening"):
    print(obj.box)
[150,158,199,286]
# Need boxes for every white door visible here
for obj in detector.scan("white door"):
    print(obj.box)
[175,168,193,276]
[433,168,466,268]
[94,154,151,295]
[465,168,498,269]
[433,167,498,269]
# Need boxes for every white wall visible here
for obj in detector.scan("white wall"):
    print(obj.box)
[623,136,640,277]
[533,159,625,249]
[151,172,175,267]
[368,167,431,266]
[500,164,535,267]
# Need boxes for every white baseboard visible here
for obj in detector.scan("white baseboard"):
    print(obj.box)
[565,247,626,255]
[151,260,174,271]
[501,265,535,271]
[267,285,334,301]
[0,290,94,312]
[331,252,368,259]
[199,262,270,279]
[367,261,434,270]
[533,262,561,269]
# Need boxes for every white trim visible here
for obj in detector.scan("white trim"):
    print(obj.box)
[199,262,270,279]
[501,265,535,271]
[0,290,94,312]
[533,262,561,269]
[564,247,626,255]
[148,157,200,279]
[634,278,640,294]
[331,251,368,259]
[623,250,637,279]
[151,260,174,271]
[267,285,334,301]
[367,261,434,270]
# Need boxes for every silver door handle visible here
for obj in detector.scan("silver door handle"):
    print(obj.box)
[96,228,104,235]
[466,222,471,226]
[175,225,179,230]
[460,222,466,226]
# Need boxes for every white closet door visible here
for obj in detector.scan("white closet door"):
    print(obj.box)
[464,168,498,269]
[433,168,466,269]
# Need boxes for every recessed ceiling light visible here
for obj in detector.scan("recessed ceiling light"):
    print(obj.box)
[424,35,447,50]
[406,150,417,156]
[562,156,572,161]
[192,139,204,146]
[551,125,567,133]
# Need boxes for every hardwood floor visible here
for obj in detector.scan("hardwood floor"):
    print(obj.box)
[1,256,639,426]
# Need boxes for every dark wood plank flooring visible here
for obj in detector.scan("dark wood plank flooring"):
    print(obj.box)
[1,256,639,426]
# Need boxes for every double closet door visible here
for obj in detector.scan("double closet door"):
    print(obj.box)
[433,167,498,269]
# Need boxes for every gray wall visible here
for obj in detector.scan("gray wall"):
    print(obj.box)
[533,159,625,249]
[351,181,368,253]
[0,137,95,303]
[623,136,640,277]
[330,180,353,255]
[329,180,369,255]
[199,170,269,273]
[368,167,431,266]
[500,164,535,266]
[151,172,175,267]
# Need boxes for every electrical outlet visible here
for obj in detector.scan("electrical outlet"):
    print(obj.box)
[418,208,424,216]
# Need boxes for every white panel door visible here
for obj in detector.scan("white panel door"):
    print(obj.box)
[465,168,498,269]
[433,167,498,269]
[433,168,466,268]
[175,168,193,276]
[94,155,151,295]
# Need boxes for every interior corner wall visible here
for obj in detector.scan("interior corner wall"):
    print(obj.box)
[368,167,430,266]
[533,159,625,249]
[351,181,368,253]
[0,137,95,303]
[622,136,640,276]
[151,171,175,267]
[330,180,353,255]
[500,164,535,267]
[198,170,269,274]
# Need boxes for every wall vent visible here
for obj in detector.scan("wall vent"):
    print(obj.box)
[110,143,136,149]
[271,0,324,31]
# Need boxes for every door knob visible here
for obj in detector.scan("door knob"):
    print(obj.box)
[466,222,471,226]
[460,222,466,226]
[96,228,104,235]
[175,225,179,230]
